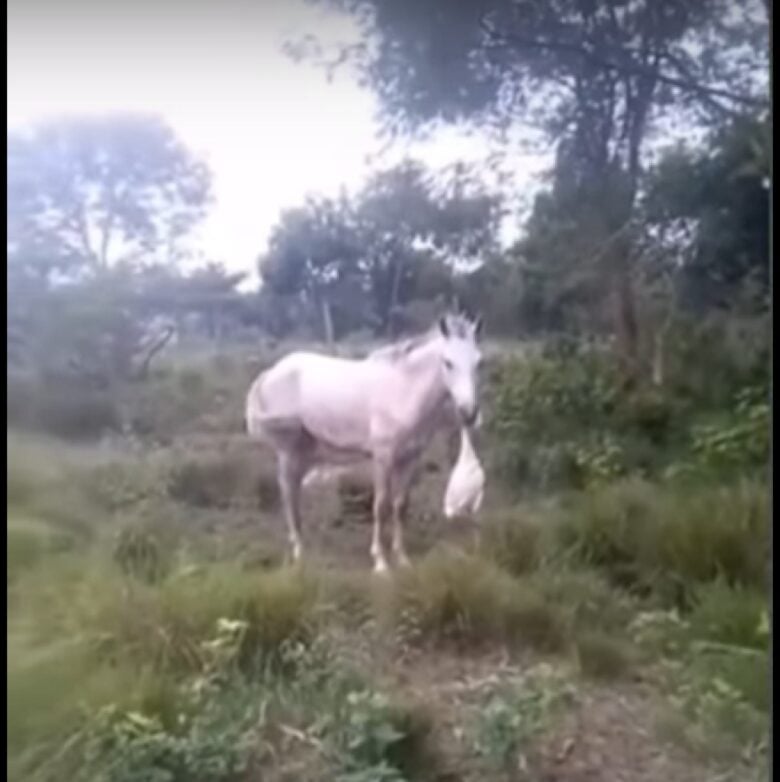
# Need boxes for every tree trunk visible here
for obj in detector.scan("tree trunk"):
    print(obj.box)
[321,297,335,345]
[388,257,405,336]
[611,252,640,384]
[651,328,665,387]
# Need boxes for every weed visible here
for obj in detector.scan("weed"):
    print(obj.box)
[574,631,633,680]
[382,549,566,652]
[479,513,542,576]
[554,477,768,602]
[473,664,575,774]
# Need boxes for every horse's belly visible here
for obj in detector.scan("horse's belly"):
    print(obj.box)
[310,438,369,465]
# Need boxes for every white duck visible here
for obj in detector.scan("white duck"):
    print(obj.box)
[444,425,485,518]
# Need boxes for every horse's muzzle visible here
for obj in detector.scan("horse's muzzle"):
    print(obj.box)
[460,405,480,428]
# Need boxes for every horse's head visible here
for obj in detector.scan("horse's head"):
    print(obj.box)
[436,313,483,427]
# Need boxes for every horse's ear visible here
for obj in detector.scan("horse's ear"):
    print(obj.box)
[438,316,450,338]
[472,314,483,339]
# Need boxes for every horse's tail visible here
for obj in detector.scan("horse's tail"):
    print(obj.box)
[245,372,269,439]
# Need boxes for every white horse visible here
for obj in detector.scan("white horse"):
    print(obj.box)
[245,312,483,572]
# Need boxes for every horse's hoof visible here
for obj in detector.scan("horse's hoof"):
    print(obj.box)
[372,559,390,576]
[395,553,412,568]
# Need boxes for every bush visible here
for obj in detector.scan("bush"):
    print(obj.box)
[112,524,172,585]
[328,689,433,782]
[12,559,319,676]
[527,566,636,636]
[554,477,769,603]
[472,664,575,773]
[8,374,121,440]
[662,312,769,409]
[687,581,768,651]
[487,343,620,441]
[337,474,374,523]
[166,448,277,511]
[479,513,543,576]
[380,549,566,652]
[484,345,669,491]
[574,631,633,680]
[688,385,769,475]
[7,516,77,584]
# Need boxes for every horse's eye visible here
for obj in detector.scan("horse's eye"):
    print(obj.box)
[443,359,453,371]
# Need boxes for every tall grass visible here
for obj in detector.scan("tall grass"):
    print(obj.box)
[552,477,768,602]
[378,547,566,653]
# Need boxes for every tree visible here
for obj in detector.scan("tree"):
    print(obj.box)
[354,160,498,334]
[305,0,769,373]
[7,113,212,278]
[258,160,499,339]
[642,111,770,311]
[260,195,366,342]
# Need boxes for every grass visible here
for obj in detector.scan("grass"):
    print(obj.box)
[11,555,319,675]
[574,631,633,680]
[379,547,567,653]
[551,476,768,602]
[479,511,543,576]
[6,340,771,781]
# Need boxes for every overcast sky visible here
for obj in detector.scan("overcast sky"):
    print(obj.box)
[8,0,549,284]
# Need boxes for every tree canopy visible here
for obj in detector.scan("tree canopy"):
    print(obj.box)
[259,160,499,340]
[7,113,212,279]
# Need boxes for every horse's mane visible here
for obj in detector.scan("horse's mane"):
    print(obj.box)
[368,314,473,363]
[368,330,435,363]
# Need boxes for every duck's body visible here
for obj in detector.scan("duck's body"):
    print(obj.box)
[443,426,485,518]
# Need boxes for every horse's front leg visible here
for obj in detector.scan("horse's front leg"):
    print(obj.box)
[371,457,392,574]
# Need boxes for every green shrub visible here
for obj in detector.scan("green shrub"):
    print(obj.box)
[337,474,374,522]
[166,449,277,511]
[12,559,318,675]
[112,524,171,585]
[480,513,543,576]
[8,375,121,440]
[328,690,432,782]
[381,549,566,652]
[689,385,769,474]
[554,478,768,602]
[527,566,636,636]
[472,664,574,773]
[7,516,77,583]
[484,345,674,490]
[687,581,768,651]
[486,347,619,475]
[574,631,633,680]
[662,312,769,408]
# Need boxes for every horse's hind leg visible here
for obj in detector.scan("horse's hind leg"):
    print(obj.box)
[277,451,308,563]
[390,459,418,568]
[371,458,392,574]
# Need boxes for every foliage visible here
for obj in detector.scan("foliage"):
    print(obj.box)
[574,631,632,680]
[7,113,212,275]
[629,605,768,763]
[113,524,171,585]
[76,692,259,782]
[260,160,498,339]
[307,0,768,369]
[688,386,769,473]
[479,513,542,576]
[381,548,566,652]
[485,345,657,489]
[553,477,768,603]
[472,664,574,774]
[644,113,770,308]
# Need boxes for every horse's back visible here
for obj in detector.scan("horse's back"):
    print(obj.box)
[245,350,375,446]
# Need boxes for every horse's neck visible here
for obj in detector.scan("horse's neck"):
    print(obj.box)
[399,339,448,424]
